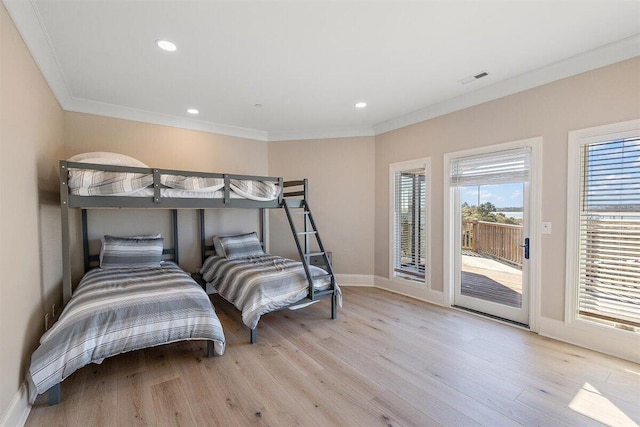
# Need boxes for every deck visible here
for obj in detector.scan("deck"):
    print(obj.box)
[461,250,523,308]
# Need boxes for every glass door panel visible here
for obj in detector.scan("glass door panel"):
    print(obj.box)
[455,182,529,325]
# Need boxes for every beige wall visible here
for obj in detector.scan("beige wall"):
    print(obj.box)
[375,57,640,321]
[64,112,269,173]
[63,112,269,274]
[268,137,375,275]
[0,3,64,420]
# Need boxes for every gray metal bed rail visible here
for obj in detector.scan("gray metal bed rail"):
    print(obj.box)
[60,160,284,209]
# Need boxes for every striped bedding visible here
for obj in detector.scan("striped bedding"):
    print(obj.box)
[68,169,152,196]
[68,169,280,201]
[200,254,341,330]
[27,262,225,403]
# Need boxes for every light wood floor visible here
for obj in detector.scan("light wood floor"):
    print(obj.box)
[25,287,640,427]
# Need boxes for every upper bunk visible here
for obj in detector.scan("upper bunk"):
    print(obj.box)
[60,153,284,210]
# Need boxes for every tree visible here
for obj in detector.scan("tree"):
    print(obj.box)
[461,202,520,224]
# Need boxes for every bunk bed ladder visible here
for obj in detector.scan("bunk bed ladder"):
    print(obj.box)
[282,197,338,320]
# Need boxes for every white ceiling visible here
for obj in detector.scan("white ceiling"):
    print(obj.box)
[5,0,640,141]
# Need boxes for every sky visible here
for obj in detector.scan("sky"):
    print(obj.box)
[461,183,524,210]
[586,138,640,208]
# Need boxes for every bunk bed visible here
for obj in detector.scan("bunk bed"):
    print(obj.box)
[34,153,339,404]
[197,179,341,344]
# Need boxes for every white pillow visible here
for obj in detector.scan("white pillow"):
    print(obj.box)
[68,152,149,168]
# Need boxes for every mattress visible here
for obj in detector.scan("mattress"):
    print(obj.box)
[200,254,341,330]
[67,169,280,201]
[27,262,226,403]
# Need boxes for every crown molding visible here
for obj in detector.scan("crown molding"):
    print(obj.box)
[4,0,73,107]
[66,97,270,141]
[373,34,640,135]
[6,0,640,143]
[267,125,374,142]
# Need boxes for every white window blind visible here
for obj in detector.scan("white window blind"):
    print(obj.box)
[450,148,530,186]
[578,137,640,329]
[393,167,426,280]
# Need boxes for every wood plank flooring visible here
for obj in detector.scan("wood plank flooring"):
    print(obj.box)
[25,287,640,426]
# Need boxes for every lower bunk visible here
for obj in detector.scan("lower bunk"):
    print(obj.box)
[28,261,226,405]
[199,233,342,343]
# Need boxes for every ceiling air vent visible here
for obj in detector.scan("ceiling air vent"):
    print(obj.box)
[459,71,490,85]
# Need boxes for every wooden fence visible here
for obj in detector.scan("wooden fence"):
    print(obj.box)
[462,220,523,267]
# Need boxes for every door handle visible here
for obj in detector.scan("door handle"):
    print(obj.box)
[521,237,530,260]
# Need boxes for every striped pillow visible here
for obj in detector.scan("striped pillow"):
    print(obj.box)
[217,232,265,259]
[100,235,164,269]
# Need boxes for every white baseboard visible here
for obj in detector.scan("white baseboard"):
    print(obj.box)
[0,382,30,427]
[538,316,640,364]
[335,274,374,287]
[374,275,444,306]
[344,275,637,364]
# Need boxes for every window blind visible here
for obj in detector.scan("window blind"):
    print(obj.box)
[578,137,640,329]
[450,148,530,186]
[394,168,426,280]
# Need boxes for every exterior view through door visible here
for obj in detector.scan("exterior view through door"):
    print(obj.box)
[451,148,531,326]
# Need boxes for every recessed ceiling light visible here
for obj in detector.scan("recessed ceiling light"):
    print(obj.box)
[187,108,199,114]
[156,40,177,52]
[354,102,367,109]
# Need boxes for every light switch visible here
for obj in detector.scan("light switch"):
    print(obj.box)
[542,222,552,234]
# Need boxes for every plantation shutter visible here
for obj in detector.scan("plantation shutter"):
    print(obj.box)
[450,148,530,186]
[394,167,426,280]
[578,137,640,329]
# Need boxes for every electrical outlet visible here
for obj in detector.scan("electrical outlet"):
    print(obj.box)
[44,313,50,331]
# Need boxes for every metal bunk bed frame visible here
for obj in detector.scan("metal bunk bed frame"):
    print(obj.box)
[59,160,283,306]
[59,161,339,345]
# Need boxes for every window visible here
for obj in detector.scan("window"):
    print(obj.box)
[567,120,640,332]
[390,159,430,283]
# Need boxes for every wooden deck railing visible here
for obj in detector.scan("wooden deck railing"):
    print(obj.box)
[462,220,523,267]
